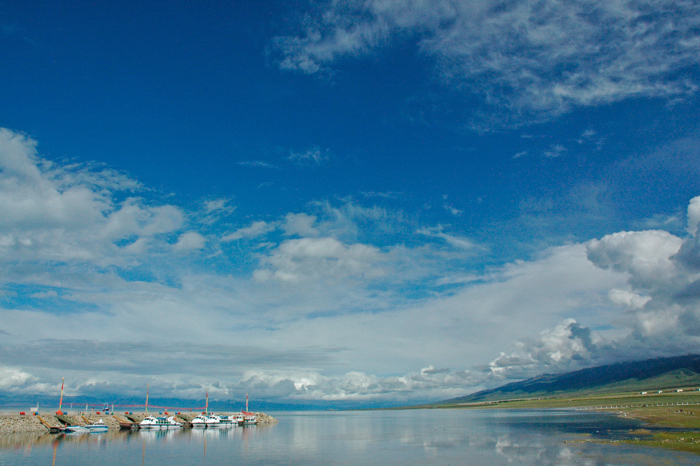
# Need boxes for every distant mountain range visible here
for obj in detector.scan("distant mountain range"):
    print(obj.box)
[443,354,700,405]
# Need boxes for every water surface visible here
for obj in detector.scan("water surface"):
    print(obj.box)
[0,409,697,465]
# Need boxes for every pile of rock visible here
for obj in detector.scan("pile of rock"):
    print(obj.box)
[255,412,278,424]
[0,415,47,434]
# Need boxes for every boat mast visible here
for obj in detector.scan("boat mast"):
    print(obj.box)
[57,377,65,414]
[205,391,209,415]
[246,393,248,412]
[145,384,149,414]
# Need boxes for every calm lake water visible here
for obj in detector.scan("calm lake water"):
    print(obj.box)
[0,409,698,465]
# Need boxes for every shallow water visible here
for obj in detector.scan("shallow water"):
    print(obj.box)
[0,409,697,465]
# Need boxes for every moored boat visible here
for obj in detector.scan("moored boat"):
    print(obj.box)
[191,414,230,428]
[241,393,257,425]
[191,414,209,428]
[65,419,108,433]
[86,419,108,433]
[241,411,258,425]
[139,416,182,429]
[64,425,89,434]
[218,415,238,427]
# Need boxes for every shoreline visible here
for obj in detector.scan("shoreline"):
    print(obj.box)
[422,389,700,455]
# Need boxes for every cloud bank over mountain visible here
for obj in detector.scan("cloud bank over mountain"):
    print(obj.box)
[0,128,699,405]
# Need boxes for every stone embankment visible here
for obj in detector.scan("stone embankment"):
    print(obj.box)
[255,412,278,424]
[0,415,48,434]
[0,411,277,434]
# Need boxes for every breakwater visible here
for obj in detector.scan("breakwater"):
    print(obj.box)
[0,411,277,434]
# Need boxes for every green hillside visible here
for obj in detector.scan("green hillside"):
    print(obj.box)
[443,355,700,404]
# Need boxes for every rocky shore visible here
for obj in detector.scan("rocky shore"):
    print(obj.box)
[0,411,278,434]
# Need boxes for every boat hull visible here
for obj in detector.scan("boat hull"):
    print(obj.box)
[64,426,89,434]
[87,426,108,433]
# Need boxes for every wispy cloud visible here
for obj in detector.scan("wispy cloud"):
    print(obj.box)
[417,225,476,250]
[442,195,462,216]
[222,220,277,242]
[543,144,567,158]
[288,147,330,166]
[238,160,280,169]
[274,0,700,124]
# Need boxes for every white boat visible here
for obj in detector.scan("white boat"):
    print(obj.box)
[191,414,209,428]
[192,414,229,428]
[64,425,90,434]
[65,419,108,433]
[241,394,257,425]
[241,411,258,425]
[139,416,182,430]
[86,419,108,433]
[218,415,238,427]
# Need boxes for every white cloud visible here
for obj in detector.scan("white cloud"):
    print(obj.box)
[4,127,700,404]
[687,195,700,236]
[199,197,236,225]
[282,212,319,237]
[0,129,187,267]
[174,231,206,253]
[417,225,476,250]
[238,160,279,169]
[543,144,567,158]
[253,237,387,283]
[586,230,683,290]
[488,319,604,379]
[275,0,700,121]
[288,147,330,165]
[222,221,276,242]
[0,366,37,390]
[607,288,651,310]
[489,197,700,381]
[234,366,477,402]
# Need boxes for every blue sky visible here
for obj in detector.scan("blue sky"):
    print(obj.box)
[1,0,700,406]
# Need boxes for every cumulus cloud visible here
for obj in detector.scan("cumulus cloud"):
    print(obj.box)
[253,237,388,283]
[487,319,605,380]
[174,231,207,253]
[0,366,37,390]
[687,195,700,236]
[282,213,319,237]
[488,197,700,382]
[586,230,683,291]
[0,128,187,269]
[274,0,700,122]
